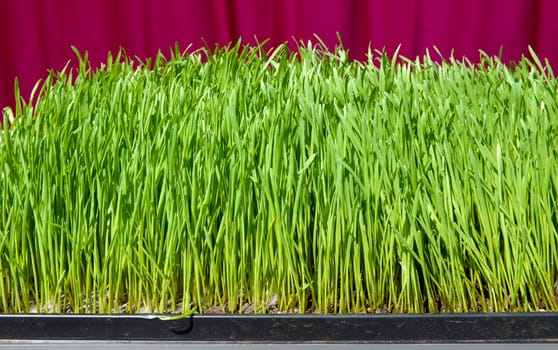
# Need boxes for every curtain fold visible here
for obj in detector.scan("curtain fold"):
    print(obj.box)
[1,0,557,115]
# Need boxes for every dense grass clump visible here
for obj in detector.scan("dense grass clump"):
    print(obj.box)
[1,41,558,314]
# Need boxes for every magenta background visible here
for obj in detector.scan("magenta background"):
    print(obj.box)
[1,0,557,116]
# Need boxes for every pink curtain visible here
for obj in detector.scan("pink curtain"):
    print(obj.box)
[1,0,557,116]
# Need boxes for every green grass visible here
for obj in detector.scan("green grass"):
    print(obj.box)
[1,40,558,314]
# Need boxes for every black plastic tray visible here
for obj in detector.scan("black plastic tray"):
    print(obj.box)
[1,313,557,343]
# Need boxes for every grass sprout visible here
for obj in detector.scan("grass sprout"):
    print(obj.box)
[1,40,558,314]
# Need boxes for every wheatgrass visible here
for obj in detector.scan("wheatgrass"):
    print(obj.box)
[1,41,557,314]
